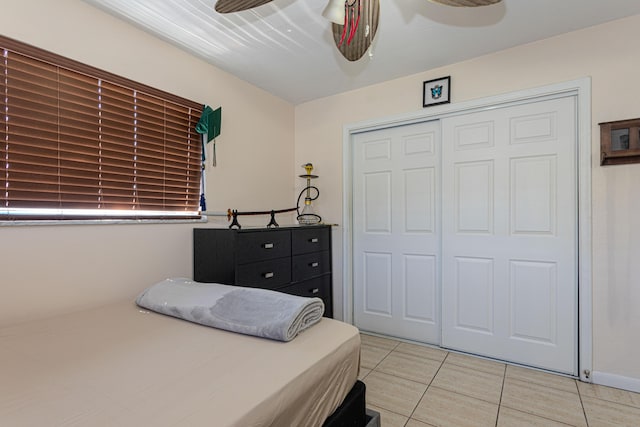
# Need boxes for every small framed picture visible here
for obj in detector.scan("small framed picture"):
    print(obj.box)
[423,76,451,108]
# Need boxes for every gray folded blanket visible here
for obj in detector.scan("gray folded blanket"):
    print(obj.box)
[135,278,325,342]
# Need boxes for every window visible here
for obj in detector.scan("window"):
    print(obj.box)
[1,36,202,220]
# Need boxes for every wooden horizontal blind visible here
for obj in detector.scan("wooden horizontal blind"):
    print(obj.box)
[0,36,202,220]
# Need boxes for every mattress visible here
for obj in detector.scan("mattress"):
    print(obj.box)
[0,300,360,426]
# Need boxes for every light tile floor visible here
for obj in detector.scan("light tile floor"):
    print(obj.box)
[358,333,640,427]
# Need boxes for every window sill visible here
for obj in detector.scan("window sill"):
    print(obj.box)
[0,217,208,227]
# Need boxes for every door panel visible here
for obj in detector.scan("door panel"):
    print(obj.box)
[454,256,494,334]
[509,260,557,344]
[511,156,556,234]
[441,96,577,375]
[353,121,441,344]
[404,254,437,322]
[364,172,391,232]
[455,160,494,233]
[363,251,392,316]
[404,168,435,232]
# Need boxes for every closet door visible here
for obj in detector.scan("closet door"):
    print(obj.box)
[352,120,440,344]
[441,96,578,375]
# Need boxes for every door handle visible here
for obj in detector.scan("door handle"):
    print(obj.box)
[309,262,319,268]
[263,243,274,249]
[309,238,319,243]
[263,272,274,279]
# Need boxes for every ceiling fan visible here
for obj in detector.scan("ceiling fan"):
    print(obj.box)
[214,0,503,61]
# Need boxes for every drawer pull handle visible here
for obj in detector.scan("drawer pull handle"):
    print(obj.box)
[263,243,274,249]
[310,262,319,268]
[263,272,274,279]
[310,288,319,294]
[309,238,319,243]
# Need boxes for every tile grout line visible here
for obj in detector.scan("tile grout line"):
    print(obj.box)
[367,350,411,423]
[495,363,507,427]
[359,341,401,383]
[575,380,590,426]
[578,386,640,411]
[372,341,400,371]
[498,378,589,426]
[404,350,451,425]
[365,345,450,425]
[429,359,507,407]
[361,339,407,421]
[498,406,578,427]
[360,337,401,373]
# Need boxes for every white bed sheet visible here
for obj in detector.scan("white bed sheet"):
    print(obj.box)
[0,300,360,426]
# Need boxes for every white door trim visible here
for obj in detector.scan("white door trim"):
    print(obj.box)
[342,77,592,381]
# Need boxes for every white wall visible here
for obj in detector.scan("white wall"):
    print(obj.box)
[0,0,295,326]
[295,15,640,384]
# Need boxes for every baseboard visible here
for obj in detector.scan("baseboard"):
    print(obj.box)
[591,371,640,393]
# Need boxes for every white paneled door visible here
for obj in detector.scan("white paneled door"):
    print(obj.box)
[441,96,577,375]
[353,120,441,344]
[351,96,578,375]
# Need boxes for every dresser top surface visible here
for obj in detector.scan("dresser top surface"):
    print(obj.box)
[195,224,331,233]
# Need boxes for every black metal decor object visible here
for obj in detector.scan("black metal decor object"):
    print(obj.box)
[225,163,321,229]
[267,210,279,228]
[297,163,322,225]
[227,207,298,229]
[229,209,241,229]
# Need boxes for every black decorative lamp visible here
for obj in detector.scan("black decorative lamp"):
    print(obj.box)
[297,163,322,225]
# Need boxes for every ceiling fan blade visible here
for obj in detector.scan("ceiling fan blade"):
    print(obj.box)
[428,0,502,6]
[215,0,274,13]
[331,0,380,62]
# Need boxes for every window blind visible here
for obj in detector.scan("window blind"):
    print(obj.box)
[1,36,202,220]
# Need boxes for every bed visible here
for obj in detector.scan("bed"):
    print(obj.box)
[0,298,362,426]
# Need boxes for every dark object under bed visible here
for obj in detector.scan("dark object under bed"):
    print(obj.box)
[323,381,379,427]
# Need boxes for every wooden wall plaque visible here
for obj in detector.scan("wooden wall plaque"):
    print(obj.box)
[599,118,640,166]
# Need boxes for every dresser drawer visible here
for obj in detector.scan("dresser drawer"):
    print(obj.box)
[291,227,330,255]
[235,257,291,289]
[235,230,291,263]
[292,250,331,282]
[279,275,332,317]
[280,276,329,301]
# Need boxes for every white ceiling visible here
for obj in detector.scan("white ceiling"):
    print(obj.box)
[82,0,640,105]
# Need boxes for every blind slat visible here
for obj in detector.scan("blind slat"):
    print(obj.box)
[0,50,6,197]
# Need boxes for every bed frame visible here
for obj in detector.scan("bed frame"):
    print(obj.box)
[323,380,366,426]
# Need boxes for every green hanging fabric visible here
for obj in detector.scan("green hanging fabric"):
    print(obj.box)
[196,105,221,142]
[196,105,222,166]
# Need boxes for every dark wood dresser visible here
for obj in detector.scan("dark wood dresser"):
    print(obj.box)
[193,225,333,317]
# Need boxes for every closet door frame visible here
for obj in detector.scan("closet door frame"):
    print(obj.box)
[341,78,593,382]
